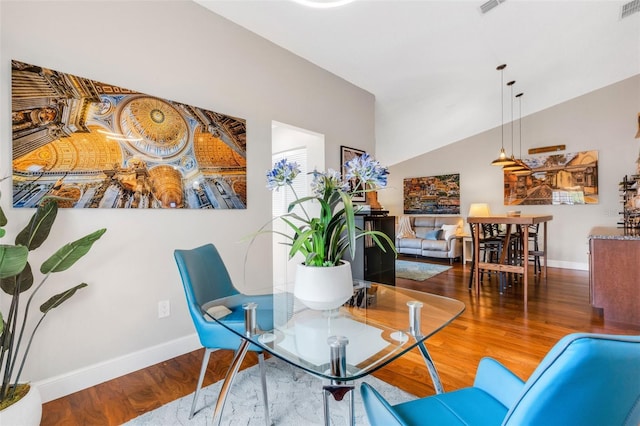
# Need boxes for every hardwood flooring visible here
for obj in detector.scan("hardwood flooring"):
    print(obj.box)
[41,258,640,425]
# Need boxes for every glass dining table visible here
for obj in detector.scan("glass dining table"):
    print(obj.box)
[205,280,465,426]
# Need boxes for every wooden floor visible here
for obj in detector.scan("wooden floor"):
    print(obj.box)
[41,258,640,425]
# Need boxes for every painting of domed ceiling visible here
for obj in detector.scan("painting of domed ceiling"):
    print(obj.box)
[11,59,247,209]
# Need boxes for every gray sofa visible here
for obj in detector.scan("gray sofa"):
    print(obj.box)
[396,215,464,263]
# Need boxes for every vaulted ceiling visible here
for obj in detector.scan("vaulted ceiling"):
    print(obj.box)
[195,0,640,166]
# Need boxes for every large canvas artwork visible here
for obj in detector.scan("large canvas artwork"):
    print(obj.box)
[504,150,598,205]
[403,174,460,214]
[11,60,247,209]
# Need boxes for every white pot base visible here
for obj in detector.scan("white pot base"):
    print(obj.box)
[294,261,353,310]
[1,384,42,426]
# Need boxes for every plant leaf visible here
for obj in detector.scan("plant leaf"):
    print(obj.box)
[0,261,33,295]
[15,201,58,251]
[0,318,10,354]
[0,245,28,279]
[339,191,356,260]
[0,205,7,228]
[40,229,107,274]
[40,283,88,313]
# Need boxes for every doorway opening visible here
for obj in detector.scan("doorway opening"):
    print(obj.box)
[271,121,324,290]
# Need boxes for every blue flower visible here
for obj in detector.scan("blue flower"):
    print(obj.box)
[310,168,349,197]
[345,152,389,190]
[266,159,300,191]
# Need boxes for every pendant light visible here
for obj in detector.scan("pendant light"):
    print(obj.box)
[491,64,516,166]
[503,80,527,172]
[512,92,533,176]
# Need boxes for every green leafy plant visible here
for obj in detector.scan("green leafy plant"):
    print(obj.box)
[261,153,396,267]
[0,191,106,410]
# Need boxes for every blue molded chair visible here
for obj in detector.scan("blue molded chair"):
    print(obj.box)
[174,243,274,420]
[361,333,640,426]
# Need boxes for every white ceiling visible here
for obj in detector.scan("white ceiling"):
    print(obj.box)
[195,0,640,165]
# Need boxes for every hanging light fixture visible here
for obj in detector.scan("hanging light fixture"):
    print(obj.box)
[503,80,527,172]
[512,92,533,176]
[491,64,516,166]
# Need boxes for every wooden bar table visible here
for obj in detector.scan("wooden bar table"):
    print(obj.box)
[467,214,553,305]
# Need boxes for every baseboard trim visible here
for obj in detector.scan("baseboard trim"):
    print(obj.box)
[34,334,201,403]
[546,259,589,271]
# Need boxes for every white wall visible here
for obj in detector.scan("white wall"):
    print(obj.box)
[379,74,640,270]
[0,0,375,401]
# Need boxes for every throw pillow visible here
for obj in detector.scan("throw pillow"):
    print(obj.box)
[425,229,442,240]
[441,224,459,240]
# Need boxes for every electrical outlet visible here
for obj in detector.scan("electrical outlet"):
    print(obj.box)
[158,300,170,318]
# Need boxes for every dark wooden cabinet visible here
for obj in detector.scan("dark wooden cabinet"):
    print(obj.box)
[589,227,640,326]
[346,215,396,286]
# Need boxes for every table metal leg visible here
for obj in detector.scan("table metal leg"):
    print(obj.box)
[416,341,444,394]
[258,352,271,426]
[323,335,355,426]
[407,301,444,394]
[213,303,272,426]
[212,339,250,426]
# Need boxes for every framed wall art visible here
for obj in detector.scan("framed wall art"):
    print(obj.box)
[504,150,599,205]
[340,145,366,202]
[403,174,460,214]
[11,59,247,209]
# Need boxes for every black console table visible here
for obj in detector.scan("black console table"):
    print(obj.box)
[347,214,396,286]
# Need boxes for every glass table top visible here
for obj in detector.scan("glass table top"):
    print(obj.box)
[204,281,465,381]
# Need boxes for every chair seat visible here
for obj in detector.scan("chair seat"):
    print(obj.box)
[199,297,276,350]
[203,294,276,326]
[361,333,640,426]
[393,388,508,426]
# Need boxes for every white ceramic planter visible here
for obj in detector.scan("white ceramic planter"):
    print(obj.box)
[1,384,42,426]
[294,261,353,310]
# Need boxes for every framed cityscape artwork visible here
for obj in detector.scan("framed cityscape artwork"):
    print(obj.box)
[403,174,460,214]
[504,150,598,205]
[11,60,247,209]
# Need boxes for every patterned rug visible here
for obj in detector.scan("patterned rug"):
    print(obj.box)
[396,260,452,281]
[123,357,414,425]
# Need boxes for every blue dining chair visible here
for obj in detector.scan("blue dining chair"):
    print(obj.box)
[174,243,275,422]
[361,333,640,426]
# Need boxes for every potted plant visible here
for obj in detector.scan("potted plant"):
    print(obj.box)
[262,152,396,309]
[0,190,106,423]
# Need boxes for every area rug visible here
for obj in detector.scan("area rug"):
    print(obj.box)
[123,357,414,425]
[396,260,452,281]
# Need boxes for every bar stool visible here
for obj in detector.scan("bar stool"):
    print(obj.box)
[468,223,506,292]
[528,224,542,275]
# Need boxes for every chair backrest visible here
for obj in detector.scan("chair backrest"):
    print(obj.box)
[504,333,640,426]
[482,223,502,238]
[174,244,240,336]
